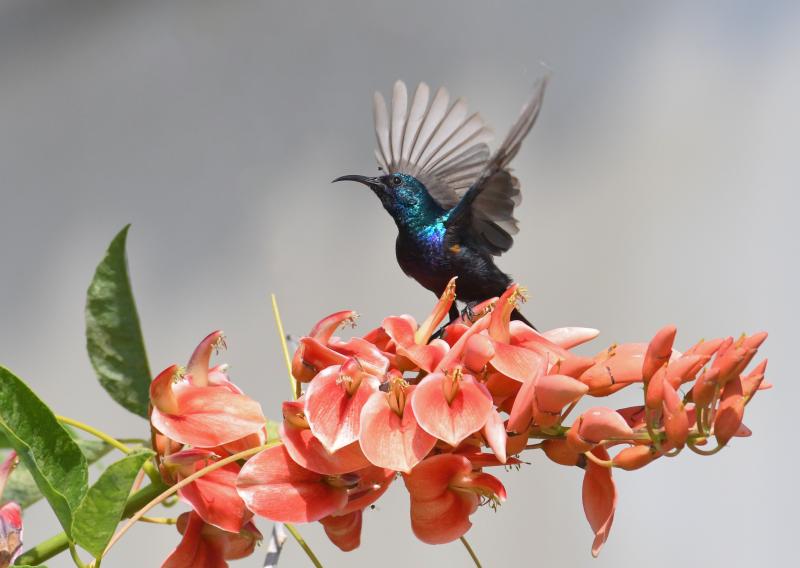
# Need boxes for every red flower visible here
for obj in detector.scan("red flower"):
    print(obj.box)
[162,511,261,568]
[404,454,505,544]
[150,332,265,448]
[162,449,252,533]
[358,376,436,473]
[582,447,616,557]
[0,451,22,568]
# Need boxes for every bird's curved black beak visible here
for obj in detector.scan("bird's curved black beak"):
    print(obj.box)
[331,174,384,190]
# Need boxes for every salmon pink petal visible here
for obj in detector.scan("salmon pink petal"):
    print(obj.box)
[151,387,265,448]
[358,389,436,473]
[434,313,491,372]
[582,446,617,557]
[611,445,661,471]
[490,341,547,383]
[280,422,370,476]
[410,489,476,545]
[186,330,226,387]
[309,310,358,342]
[176,458,252,533]
[382,315,418,347]
[714,375,745,446]
[642,325,677,382]
[162,512,227,568]
[535,374,589,414]
[411,372,493,447]
[506,374,537,433]
[320,511,362,551]
[236,445,347,523]
[579,343,647,394]
[415,277,457,343]
[327,337,390,376]
[305,365,380,452]
[198,519,262,561]
[488,284,523,343]
[291,337,348,383]
[541,327,600,349]
[463,334,495,373]
[481,409,508,464]
[662,383,689,449]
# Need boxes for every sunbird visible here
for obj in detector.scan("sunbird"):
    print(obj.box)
[335,78,547,327]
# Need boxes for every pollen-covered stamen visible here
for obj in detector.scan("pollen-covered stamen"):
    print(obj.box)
[337,358,366,396]
[489,284,528,343]
[387,375,410,417]
[442,367,464,405]
[449,471,507,509]
[415,277,458,344]
[149,364,185,415]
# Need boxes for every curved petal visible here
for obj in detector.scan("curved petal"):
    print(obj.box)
[541,327,600,349]
[337,466,395,515]
[162,512,227,568]
[320,510,362,551]
[178,460,252,533]
[411,372,493,447]
[305,365,380,452]
[490,341,546,383]
[236,445,347,523]
[281,422,370,475]
[151,386,265,448]
[310,310,358,342]
[358,389,436,473]
[582,446,617,557]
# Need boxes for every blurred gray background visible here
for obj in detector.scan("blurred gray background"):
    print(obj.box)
[1,0,798,566]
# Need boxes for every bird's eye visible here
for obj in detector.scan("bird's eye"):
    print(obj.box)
[390,175,402,187]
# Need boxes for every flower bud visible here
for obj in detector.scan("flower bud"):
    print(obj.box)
[714,375,745,447]
[542,439,583,466]
[642,325,677,382]
[662,382,689,449]
[612,445,661,471]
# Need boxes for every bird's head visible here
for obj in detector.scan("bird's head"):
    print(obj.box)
[333,172,441,225]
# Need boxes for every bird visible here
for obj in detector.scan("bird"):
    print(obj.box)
[334,77,548,328]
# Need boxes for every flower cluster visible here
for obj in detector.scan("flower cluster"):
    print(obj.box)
[148,280,770,565]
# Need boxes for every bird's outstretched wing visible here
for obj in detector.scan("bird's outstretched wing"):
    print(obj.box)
[445,77,548,256]
[373,81,493,207]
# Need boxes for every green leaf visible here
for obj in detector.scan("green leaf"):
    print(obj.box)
[85,225,152,418]
[1,437,114,509]
[0,367,88,535]
[265,418,281,443]
[71,449,154,557]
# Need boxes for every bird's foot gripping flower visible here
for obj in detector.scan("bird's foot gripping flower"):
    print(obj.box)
[153,284,770,563]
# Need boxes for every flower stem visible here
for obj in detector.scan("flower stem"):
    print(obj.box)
[101,442,275,559]
[271,293,301,400]
[583,450,614,468]
[56,414,160,483]
[459,535,483,567]
[57,415,134,455]
[69,541,90,568]
[139,516,178,525]
[285,522,324,567]
[15,477,169,565]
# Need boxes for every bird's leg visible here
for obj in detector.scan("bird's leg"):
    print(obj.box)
[460,301,479,324]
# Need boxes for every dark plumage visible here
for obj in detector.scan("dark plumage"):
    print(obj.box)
[334,78,547,326]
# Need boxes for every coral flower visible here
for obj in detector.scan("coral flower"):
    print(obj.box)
[404,454,506,545]
[358,376,437,472]
[236,445,349,523]
[411,369,493,447]
[320,510,362,551]
[162,449,252,533]
[304,360,380,453]
[162,511,261,568]
[280,399,371,475]
[582,447,617,557]
[150,332,265,448]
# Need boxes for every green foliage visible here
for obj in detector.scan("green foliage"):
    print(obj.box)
[1,434,113,509]
[71,449,155,557]
[0,367,88,536]
[85,225,152,418]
